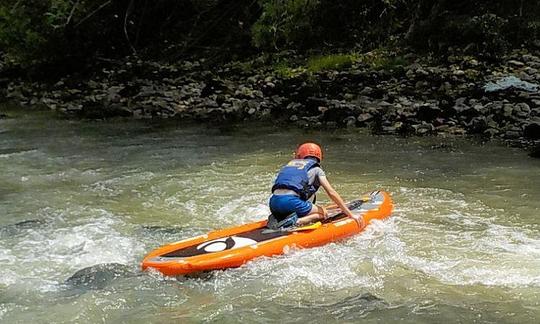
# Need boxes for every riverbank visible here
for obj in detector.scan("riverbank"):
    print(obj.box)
[2,49,540,152]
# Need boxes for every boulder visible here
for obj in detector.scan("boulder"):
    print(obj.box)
[523,122,540,139]
[416,103,441,121]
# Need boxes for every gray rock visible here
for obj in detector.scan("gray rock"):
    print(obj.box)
[484,128,499,137]
[357,113,373,123]
[515,103,531,114]
[508,60,525,67]
[503,104,514,117]
[468,116,488,133]
[344,116,356,128]
[413,122,435,135]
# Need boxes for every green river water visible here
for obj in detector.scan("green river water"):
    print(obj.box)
[0,107,539,323]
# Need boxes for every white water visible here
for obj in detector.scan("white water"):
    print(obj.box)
[0,107,539,323]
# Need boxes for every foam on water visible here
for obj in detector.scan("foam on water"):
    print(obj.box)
[0,207,144,292]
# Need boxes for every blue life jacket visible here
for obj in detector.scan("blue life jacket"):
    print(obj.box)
[272,159,320,200]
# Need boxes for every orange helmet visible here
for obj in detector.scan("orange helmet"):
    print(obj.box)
[295,142,323,161]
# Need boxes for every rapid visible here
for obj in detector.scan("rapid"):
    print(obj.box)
[1,107,539,323]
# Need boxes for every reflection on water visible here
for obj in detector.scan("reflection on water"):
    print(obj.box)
[0,107,539,323]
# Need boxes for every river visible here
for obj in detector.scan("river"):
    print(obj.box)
[1,106,539,323]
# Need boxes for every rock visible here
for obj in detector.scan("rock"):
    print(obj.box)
[504,126,522,139]
[377,101,392,108]
[484,128,499,137]
[359,87,373,95]
[357,113,373,123]
[468,116,488,133]
[529,144,540,158]
[515,103,531,115]
[523,122,540,139]
[286,102,303,110]
[508,60,525,67]
[318,106,329,113]
[416,104,441,121]
[344,116,356,128]
[413,122,435,135]
[452,98,478,117]
[65,263,136,290]
[484,76,539,93]
[503,104,514,117]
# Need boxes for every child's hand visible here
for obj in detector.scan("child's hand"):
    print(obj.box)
[350,213,364,227]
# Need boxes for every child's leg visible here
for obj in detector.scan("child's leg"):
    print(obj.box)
[296,205,327,225]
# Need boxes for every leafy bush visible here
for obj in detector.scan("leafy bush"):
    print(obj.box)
[252,0,411,51]
[252,0,321,50]
[0,1,51,65]
[359,50,407,71]
[307,54,356,72]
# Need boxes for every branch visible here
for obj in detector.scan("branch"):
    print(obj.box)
[124,0,137,54]
[65,0,80,26]
[73,0,112,28]
[10,0,23,13]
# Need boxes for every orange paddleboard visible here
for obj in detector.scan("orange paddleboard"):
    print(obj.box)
[142,190,393,276]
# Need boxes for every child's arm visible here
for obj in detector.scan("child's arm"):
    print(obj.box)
[319,176,354,218]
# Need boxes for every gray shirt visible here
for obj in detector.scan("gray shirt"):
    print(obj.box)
[308,166,326,188]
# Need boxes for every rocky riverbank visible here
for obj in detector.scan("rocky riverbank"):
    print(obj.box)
[2,49,540,152]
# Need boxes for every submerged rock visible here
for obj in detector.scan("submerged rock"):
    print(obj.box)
[65,263,137,290]
[0,219,47,238]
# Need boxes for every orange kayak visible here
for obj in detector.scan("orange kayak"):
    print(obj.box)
[141,190,393,276]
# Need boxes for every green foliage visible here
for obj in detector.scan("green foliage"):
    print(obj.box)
[252,0,320,50]
[307,54,356,72]
[359,50,407,71]
[253,0,411,51]
[0,0,539,74]
[0,1,49,65]
[274,62,306,78]
[0,0,93,67]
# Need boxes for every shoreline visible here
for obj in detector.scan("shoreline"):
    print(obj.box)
[2,50,539,155]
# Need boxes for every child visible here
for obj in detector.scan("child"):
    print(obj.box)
[268,142,360,228]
